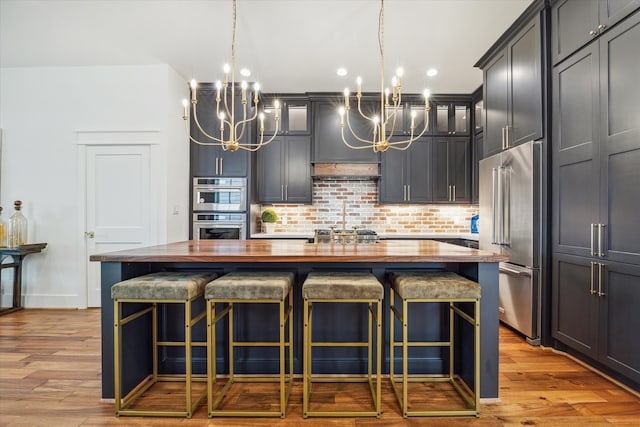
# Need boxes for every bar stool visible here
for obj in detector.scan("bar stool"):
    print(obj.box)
[302,271,383,418]
[205,271,294,418]
[389,271,481,417]
[112,271,216,418]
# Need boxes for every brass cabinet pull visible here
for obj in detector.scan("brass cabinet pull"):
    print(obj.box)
[597,24,606,31]
[590,30,598,36]
[590,262,597,295]
[598,224,606,257]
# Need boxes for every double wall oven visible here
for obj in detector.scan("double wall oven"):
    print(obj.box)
[192,177,247,240]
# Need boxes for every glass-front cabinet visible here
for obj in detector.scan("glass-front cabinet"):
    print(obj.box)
[434,101,470,136]
[262,96,310,135]
[474,99,484,134]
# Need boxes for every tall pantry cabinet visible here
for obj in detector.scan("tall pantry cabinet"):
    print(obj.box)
[551,1,640,387]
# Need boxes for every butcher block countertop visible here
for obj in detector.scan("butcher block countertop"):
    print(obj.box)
[89,239,507,263]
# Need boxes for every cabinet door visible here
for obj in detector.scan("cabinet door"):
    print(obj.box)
[483,51,509,157]
[406,137,432,203]
[408,104,431,136]
[474,100,484,135]
[509,17,543,146]
[552,43,600,257]
[551,254,599,359]
[598,11,640,265]
[284,136,312,203]
[217,149,248,177]
[449,137,471,203]
[600,0,640,30]
[598,261,640,383]
[551,0,600,65]
[379,147,406,203]
[472,132,483,204]
[257,136,285,203]
[190,88,221,176]
[431,138,451,202]
[313,101,379,163]
[433,103,470,136]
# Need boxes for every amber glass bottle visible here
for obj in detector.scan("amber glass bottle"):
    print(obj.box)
[0,207,7,247]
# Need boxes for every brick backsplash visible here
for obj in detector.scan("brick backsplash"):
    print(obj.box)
[259,180,478,234]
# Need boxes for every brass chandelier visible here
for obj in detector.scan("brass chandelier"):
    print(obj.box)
[339,0,430,152]
[182,0,280,152]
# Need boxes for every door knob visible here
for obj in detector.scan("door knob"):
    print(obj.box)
[85,231,95,238]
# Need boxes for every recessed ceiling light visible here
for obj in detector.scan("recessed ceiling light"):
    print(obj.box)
[336,67,348,77]
[426,68,439,77]
[240,68,251,77]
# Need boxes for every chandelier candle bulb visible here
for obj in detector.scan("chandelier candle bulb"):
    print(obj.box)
[253,83,259,103]
[190,79,197,102]
[182,99,189,120]
[241,80,247,103]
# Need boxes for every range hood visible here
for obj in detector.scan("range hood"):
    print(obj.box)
[312,163,379,180]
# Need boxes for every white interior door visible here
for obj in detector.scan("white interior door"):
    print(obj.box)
[85,145,152,307]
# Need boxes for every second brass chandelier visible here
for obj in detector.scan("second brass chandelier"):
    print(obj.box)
[339,0,431,152]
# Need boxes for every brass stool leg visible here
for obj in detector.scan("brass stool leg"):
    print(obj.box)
[113,300,121,416]
[375,299,382,417]
[402,297,409,417]
[184,299,194,417]
[303,299,310,418]
[279,296,285,418]
[207,300,214,415]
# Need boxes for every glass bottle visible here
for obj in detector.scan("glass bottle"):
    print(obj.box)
[8,200,28,248]
[0,207,7,247]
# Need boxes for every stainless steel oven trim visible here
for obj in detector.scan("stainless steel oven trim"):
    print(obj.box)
[192,177,247,212]
[192,221,247,240]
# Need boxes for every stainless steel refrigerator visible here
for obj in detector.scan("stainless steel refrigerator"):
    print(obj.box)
[479,140,542,344]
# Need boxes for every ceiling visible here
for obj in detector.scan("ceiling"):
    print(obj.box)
[0,0,532,95]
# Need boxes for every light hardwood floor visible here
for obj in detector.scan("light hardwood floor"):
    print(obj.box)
[1,308,639,426]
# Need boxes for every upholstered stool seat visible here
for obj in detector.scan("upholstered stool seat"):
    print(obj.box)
[302,272,383,418]
[391,271,482,300]
[205,271,294,418]
[302,271,384,300]
[112,271,217,418]
[389,271,481,417]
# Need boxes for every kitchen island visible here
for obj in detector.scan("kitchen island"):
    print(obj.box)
[91,239,507,400]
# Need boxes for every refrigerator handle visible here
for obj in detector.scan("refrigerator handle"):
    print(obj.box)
[503,166,510,246]
[491,167,498,244]
[497,166,504,245]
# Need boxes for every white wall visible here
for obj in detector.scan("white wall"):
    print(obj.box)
[0,64,189,308]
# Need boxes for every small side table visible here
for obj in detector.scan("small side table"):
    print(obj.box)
[0,243,47,315]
